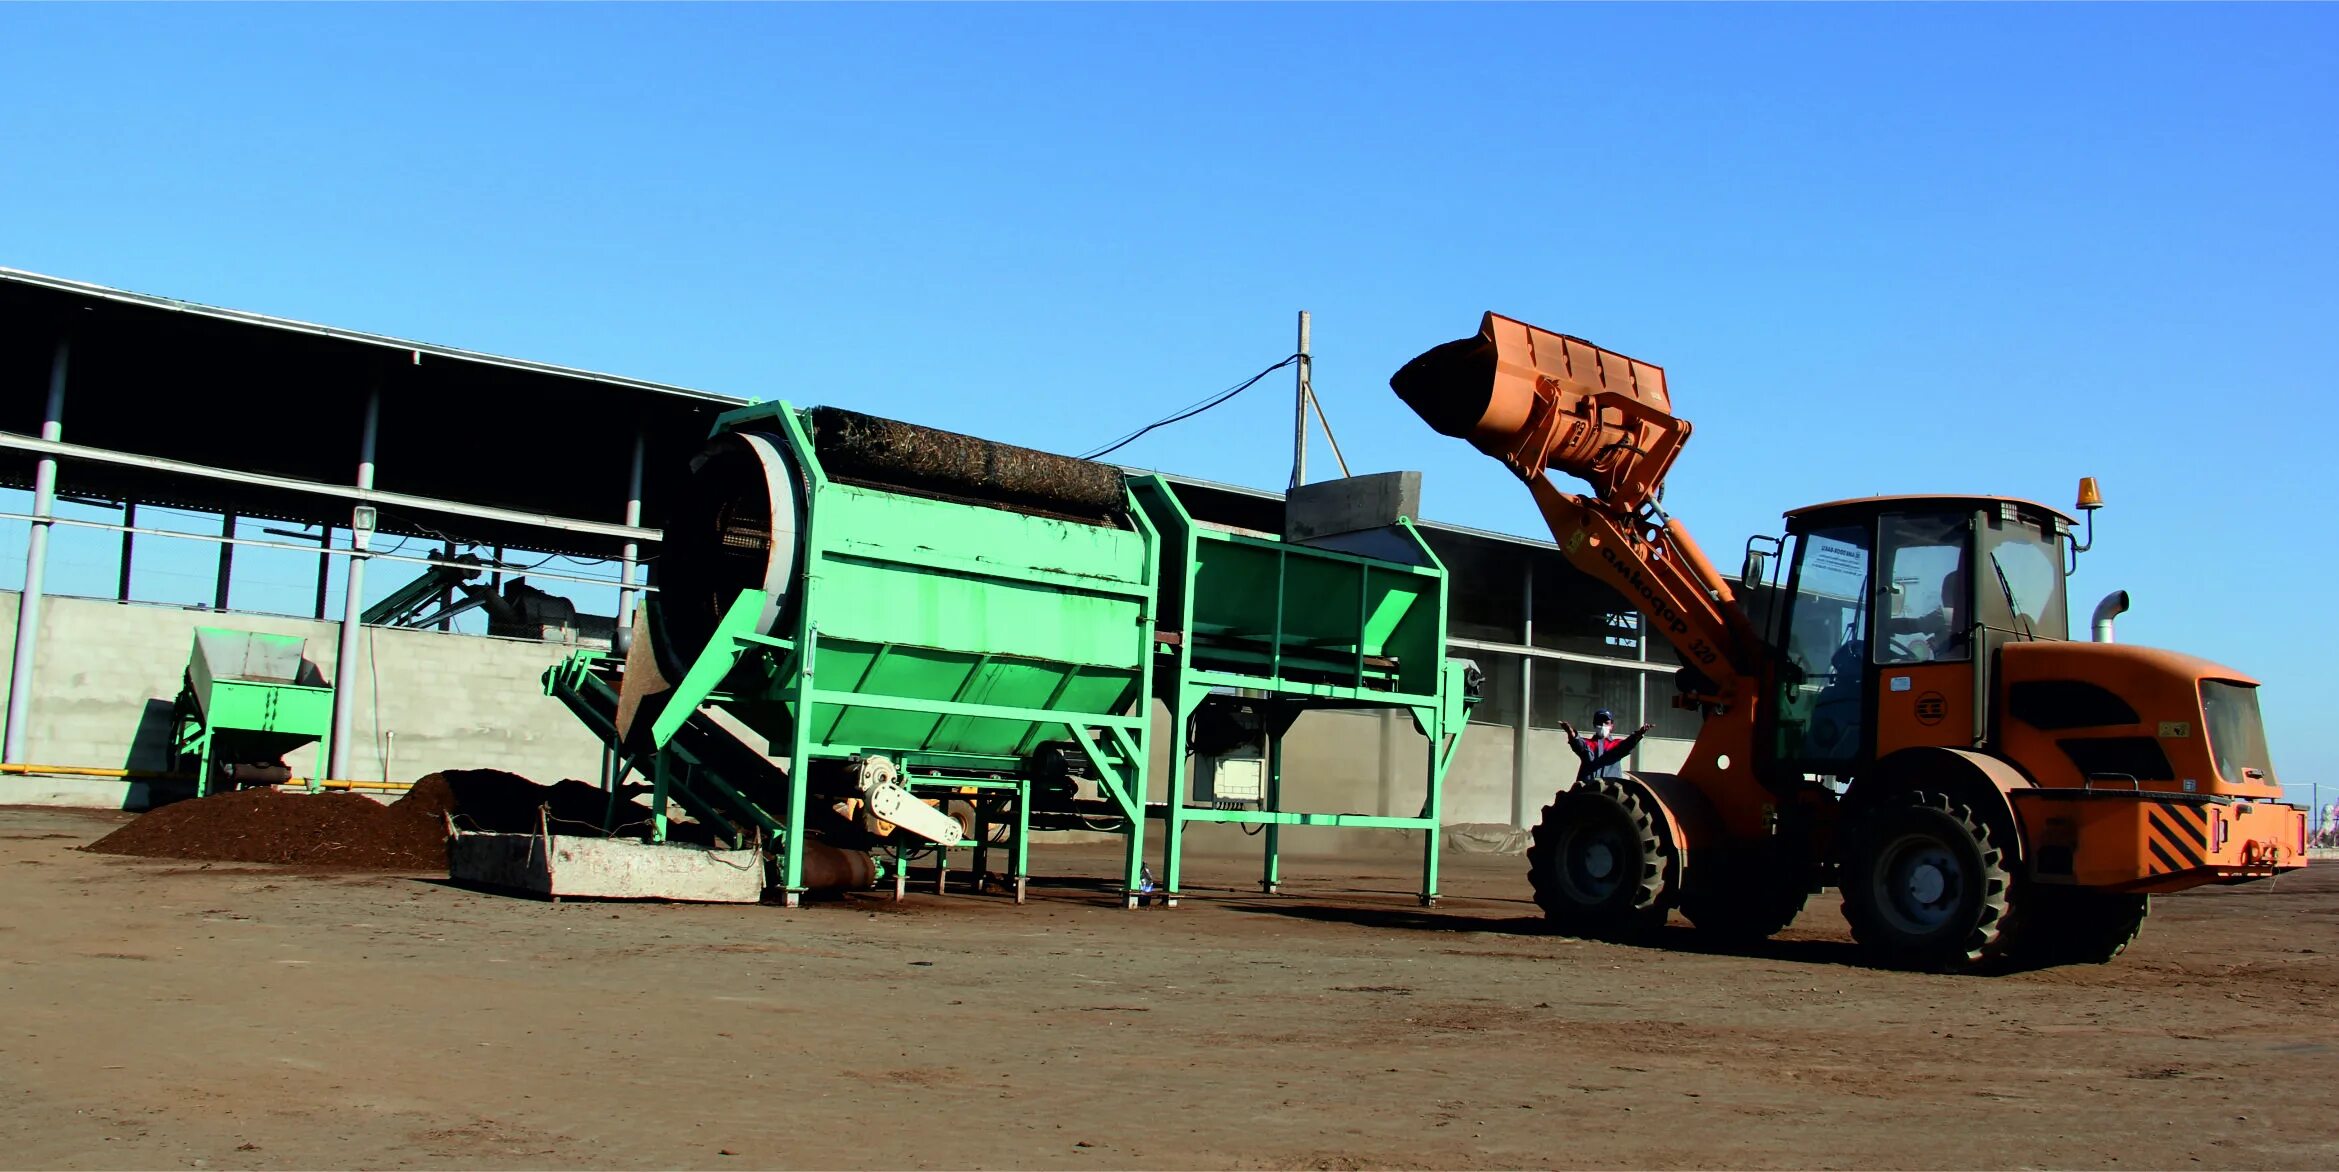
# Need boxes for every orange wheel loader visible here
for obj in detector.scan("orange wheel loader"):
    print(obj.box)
[1391,313,2309,970]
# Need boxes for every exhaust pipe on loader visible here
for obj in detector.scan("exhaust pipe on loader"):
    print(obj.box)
[2092,590,2130,643]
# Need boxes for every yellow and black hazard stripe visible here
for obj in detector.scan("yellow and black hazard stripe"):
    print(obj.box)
[2144,799,2211,875]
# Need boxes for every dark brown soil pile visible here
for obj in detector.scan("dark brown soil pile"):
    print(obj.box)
[88,788,445,870]
[86,771,723,870]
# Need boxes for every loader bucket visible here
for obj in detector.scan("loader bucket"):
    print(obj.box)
[1389,311,1687,508]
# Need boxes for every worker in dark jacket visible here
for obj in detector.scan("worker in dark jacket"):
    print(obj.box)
[1557,708,1654,782]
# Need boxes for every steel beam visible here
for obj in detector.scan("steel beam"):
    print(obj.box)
[0,431,657,546]
[3,339,69,764]
[0,511,642,595]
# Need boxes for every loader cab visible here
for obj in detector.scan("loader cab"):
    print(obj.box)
[1757,495,2072,779]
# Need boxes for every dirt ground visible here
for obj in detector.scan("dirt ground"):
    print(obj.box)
[2,805,2335,1171]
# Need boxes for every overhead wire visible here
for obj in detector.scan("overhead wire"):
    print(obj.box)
[1080,354,1301,461]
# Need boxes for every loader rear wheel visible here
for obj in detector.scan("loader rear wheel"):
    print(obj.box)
[1527,777,1673,940]
[1840,790,2012,970]
[2012,887,2149,967]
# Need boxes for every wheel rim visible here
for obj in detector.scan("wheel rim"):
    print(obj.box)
[1872,830,1967,937]
[1552,815,1633,906]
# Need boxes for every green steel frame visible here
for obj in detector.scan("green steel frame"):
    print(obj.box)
[541,403,1476,911]
[636,402,1161,907]
[1129,477,1472,907]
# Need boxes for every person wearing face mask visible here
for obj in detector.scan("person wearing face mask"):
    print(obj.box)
[1557,708,1655,782]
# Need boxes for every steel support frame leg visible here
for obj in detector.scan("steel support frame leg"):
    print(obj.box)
[1072,724,1147,908]
[308,727,330,795]
[1261,730,1284,896]
[973,802,991,894]
[1418,733,1443,907]
[1415,702,1460,908]
[650,753,672,844]
[603,757,627,835]
[1161,685,1202,907]
[1013,778,1031,905]
[192,728,214,798]
[778,625,818,908]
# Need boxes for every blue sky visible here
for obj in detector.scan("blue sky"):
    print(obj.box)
[2,4,2334,806]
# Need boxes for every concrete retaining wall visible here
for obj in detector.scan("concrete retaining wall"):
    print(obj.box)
[0,592,1689,848]
[0,592,608,789]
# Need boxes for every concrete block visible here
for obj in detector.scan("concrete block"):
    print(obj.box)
[1283,471,1421,542]
[449,831,764,903]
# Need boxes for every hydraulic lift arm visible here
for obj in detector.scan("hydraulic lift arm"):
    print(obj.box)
[1392,312,1763,708]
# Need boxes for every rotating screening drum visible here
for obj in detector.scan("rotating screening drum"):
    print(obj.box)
[623,402,1160,904]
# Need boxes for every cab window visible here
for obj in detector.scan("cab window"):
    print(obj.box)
[1775,523,1871,766]
[1877,512,1972,665]
[1980,513,2070,640]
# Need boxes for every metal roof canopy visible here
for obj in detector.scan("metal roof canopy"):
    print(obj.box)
[0,267,750,557]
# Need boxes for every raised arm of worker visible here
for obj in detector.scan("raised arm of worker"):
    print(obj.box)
[1583,723,1656,775]
[1558,720,1593,765]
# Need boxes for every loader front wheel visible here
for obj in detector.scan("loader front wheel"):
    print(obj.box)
[1527,777,1673,940]
[1840,790,2012,970]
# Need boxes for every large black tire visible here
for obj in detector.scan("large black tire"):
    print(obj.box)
[1839,790,2013,970]
[2011,886,2150,967]
[1681,870,1810,943]
[1526,777,1674,940]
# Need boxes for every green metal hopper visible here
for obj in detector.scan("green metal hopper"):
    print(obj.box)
[174,628,334,796]
[1132,476,1472,904]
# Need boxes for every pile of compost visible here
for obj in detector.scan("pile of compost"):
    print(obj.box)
[86,769,666,870]
[86,787,445,869]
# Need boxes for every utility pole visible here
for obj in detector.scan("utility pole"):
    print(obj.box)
[1290,310,1312,491]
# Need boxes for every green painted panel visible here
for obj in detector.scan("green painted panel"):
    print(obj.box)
[821,483,1148,585]
[817,559,1145,669]
[807,643,1140,758]
[801,476,1151,672]
[1182,531,1445,696]
[202,681,332,735]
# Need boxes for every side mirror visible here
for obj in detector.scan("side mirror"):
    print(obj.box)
[1740,548,1770,593]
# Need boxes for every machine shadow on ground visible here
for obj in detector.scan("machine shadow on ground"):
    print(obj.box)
[1219,899,1875,969]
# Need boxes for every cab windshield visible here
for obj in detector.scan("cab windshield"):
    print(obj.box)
[2200,681,2275,785]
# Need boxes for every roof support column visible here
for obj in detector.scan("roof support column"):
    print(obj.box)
[312,526,331,620]
[326,384,381,782]
[4,338,70,765]
[1511,558,1535,826]
[117,503,136,602]
[213,513,236,612]
[616,430,645,654]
